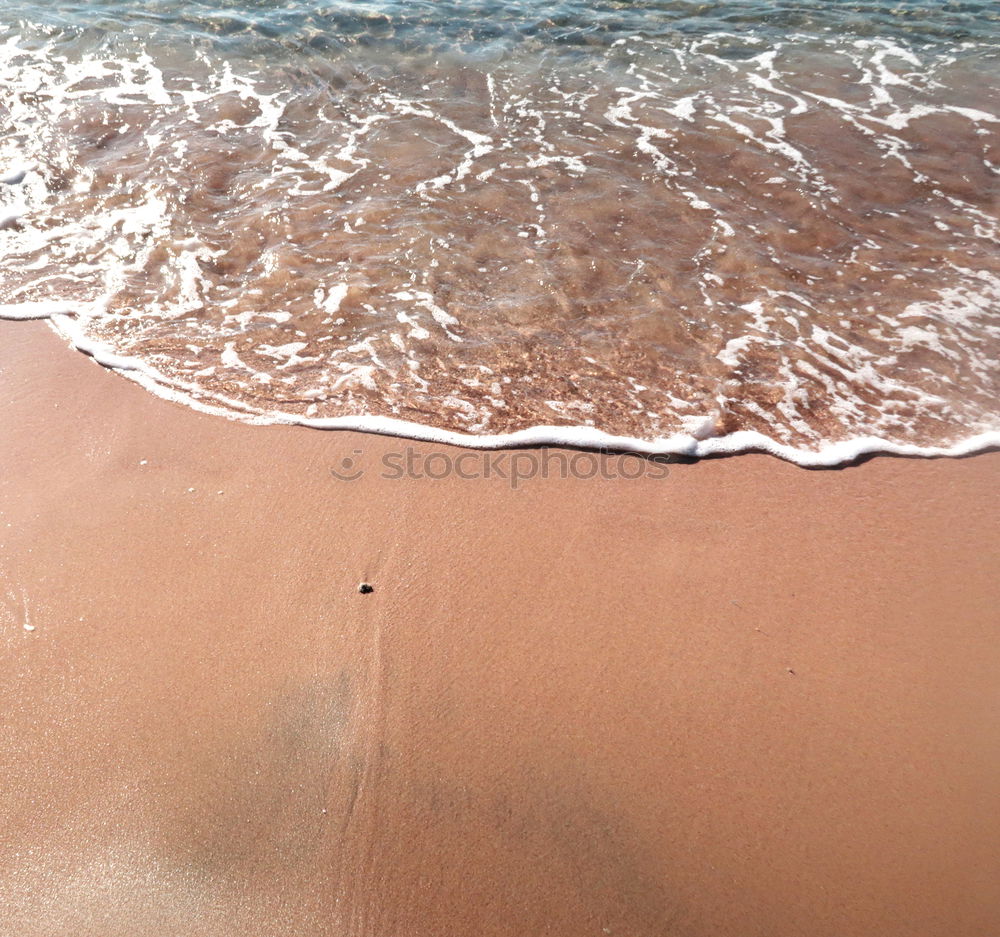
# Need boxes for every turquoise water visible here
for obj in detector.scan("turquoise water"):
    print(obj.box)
[6,1,999,48]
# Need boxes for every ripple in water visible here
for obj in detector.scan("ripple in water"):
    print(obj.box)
[1,4,999,462]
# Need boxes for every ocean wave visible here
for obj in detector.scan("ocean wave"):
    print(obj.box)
[1,14,998,465]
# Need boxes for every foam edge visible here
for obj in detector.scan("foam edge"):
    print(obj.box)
[2,305,997,468]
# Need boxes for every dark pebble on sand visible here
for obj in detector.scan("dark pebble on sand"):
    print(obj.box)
[358,582,374,594]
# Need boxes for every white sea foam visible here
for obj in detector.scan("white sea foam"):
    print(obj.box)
[2,310,991,467]
[1,28,998,466]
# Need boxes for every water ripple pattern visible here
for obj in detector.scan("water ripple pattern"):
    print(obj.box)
[1,1,998,462]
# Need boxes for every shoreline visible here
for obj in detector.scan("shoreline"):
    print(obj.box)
[2,310,997,467]
[2,318,999,936]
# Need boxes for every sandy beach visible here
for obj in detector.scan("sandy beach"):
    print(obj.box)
[1,318,998,936]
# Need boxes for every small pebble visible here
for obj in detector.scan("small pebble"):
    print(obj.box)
[358,582,374,595]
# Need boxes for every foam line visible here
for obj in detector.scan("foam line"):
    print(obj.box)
[1,30,997,464]
[5,311,996,468]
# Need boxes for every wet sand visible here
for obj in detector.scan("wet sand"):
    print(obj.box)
[1,319,998,937]
[5,35,999,451]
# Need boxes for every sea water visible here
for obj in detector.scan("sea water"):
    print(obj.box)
[1,1,998,464]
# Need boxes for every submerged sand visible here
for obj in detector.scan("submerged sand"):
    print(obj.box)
[1,320,998,936]
[3,32,999,451]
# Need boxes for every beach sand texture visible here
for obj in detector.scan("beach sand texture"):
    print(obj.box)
[1,320,999,936]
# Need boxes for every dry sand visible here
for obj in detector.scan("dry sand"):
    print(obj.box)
[1,320,998,937]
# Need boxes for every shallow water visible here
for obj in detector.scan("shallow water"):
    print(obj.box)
[1,2,998,461]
